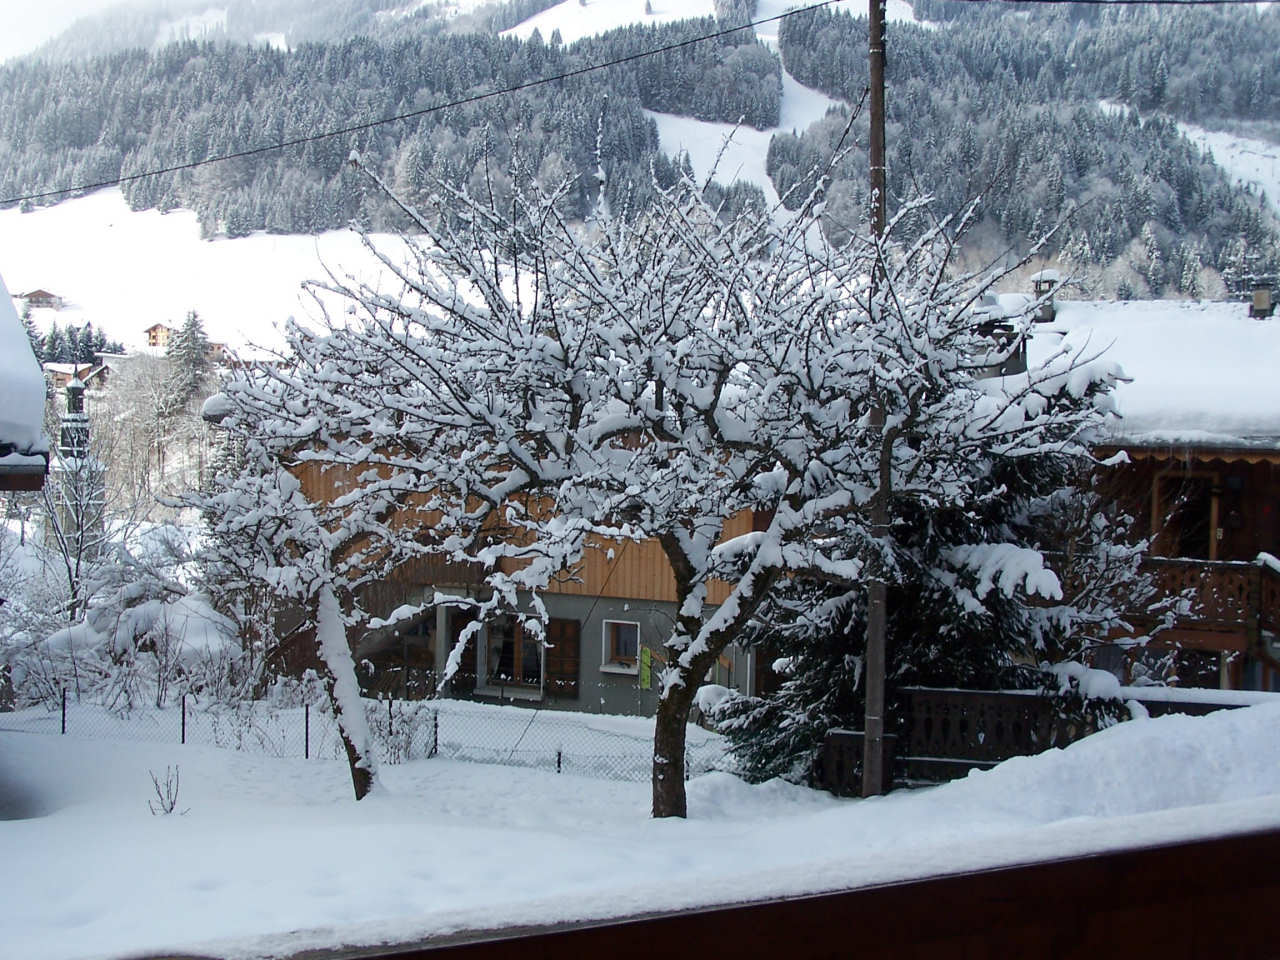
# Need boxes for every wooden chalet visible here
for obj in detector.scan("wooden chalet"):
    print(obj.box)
[1028,293,1280,691]
[20,289,62,310]
[144,323,173,348]
[264,456,762,716]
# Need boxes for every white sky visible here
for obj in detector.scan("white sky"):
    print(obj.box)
[0,0,135,63]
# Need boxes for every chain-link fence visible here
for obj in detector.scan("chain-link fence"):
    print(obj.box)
[0,690,732,782]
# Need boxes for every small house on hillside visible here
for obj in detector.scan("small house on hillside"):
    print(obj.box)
[144,323,173,348]
[20,289,62,310]
[0,272,49,491]
[1025,292,1279,691]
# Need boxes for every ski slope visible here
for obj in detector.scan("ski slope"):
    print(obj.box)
[507,0,931,205]
[1178,123,1280,217]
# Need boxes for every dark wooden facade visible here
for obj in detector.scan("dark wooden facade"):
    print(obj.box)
[1098,446,1280,689]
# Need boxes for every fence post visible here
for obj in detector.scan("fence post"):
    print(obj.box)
[430,708,438,758]
[181,692,187,745]
[60,687,66,735]
[387,695,393,738]
[557,749,562,774]
[305,702,310,760]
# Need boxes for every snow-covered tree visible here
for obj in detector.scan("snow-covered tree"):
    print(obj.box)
[165,310,214,415]
[712,457,1162,783]
[196,150,1125,816]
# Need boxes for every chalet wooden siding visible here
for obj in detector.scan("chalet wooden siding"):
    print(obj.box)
[295,458,759,607]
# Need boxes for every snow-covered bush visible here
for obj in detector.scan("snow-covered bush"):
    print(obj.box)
[3,525,244,711]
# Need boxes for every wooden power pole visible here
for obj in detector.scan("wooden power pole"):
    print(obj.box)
[862,0,889,799]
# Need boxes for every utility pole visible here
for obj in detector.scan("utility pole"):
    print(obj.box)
[862,0,889,799]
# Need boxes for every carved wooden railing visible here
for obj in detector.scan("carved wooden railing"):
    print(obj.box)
[1144,557,1257,625]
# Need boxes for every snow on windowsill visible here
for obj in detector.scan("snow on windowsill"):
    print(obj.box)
[474,684,543,702]
[600,663,639,677]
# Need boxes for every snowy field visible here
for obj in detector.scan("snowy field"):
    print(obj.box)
[0,190,410,352]
[2,702,1279,960]
[0,696,729,782]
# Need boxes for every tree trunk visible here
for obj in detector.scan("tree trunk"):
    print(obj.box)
[316,584,378,801]
[652,681,697,818]
[329,680,375,801]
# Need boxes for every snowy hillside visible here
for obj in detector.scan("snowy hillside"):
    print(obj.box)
[1177,123,1280,217]
[503,0,934,203]
[0,190,406,351]
[503,0,718,44]
[648,71,842,209]
[1,701,1278,959]
[503,0,929,44]
[1101,102,1280,218]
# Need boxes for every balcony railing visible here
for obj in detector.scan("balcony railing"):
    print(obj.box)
[1129,555,1278,647]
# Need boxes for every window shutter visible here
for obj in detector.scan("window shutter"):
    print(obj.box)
[545,617,580,699]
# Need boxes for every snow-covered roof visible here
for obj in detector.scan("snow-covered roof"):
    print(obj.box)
[1028,299,1280,452]
[0,269,49,486]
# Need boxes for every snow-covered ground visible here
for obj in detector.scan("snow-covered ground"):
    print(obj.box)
[2,701,1279,960]
[0,190,410,352]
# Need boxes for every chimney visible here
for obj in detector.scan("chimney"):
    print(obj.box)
[1250,282,1274,319]
[1030,269,1061,323]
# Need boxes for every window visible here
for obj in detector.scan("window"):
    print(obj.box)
[487,617,540,687]
[602,620,640,672]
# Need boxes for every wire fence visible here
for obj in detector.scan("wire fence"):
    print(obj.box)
[0,688,732,782]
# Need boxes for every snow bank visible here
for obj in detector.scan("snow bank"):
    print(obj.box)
[0,270,48,460]
[1,701,1278,960]
[934,701,1280,822]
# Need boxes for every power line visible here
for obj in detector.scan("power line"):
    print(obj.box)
[1,0,1270,206]
[1,0,847,206]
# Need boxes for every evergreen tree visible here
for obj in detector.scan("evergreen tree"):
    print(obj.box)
[21,304,42,363]
[713,458,1151,784]
[43,322,67,364]
[165,310,214,412]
